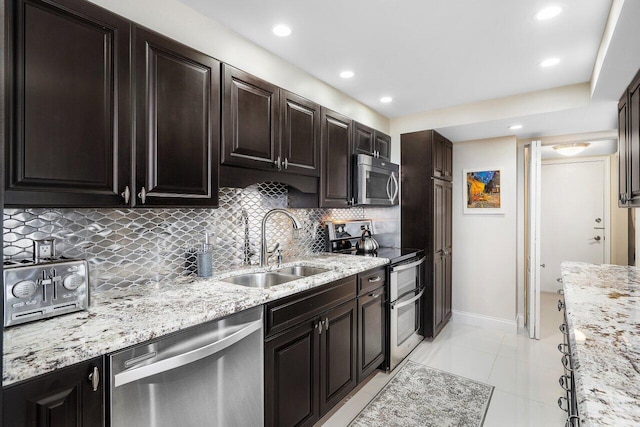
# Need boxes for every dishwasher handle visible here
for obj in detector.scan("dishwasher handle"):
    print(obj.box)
[113,319,262,388]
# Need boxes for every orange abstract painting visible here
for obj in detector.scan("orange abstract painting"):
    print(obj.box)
[464,169,502,213]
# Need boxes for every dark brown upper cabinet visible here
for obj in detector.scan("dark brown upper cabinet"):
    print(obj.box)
[433,131,453,181]
[221,64,279,170]
[619,69,640,207]
[279,90,321,176]
[134,27,220,207]
[5,0,131,207]
[353,122,391,161]
[320,108,353,207]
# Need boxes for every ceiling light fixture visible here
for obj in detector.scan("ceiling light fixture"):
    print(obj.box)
[553,142,590,156]
[340,70,355,79]
[380,96,393,103]
[535,6,562,21]
[540,57,560,67]
[508,124,523,130]
[272,24,292,37]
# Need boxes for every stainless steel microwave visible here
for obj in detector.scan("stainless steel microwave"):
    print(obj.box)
[353,154,399,206]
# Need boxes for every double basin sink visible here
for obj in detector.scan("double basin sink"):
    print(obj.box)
[222,265,330,288]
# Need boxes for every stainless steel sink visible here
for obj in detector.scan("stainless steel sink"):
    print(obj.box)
[275,266,330,277]
[221,272,299,288]
[222,265,330,288]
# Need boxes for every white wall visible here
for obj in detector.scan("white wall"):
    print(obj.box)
[452,136,518,332]
[86,0,389,133]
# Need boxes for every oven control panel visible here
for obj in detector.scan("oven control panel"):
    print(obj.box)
[3,259,89,327]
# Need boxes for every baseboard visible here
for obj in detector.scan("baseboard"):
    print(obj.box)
[452,310,518,334]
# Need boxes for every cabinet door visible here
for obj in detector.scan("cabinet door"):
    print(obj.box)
[628,80,640,206]
[357,288,386,383]
[3,357,104,427]
[619,95,629,207]
[319,300,357,415]
[135,28,220,207]
[353,122,374,155]
[5,0,131,207]
[320,109,353,207]
[432,132,446,179]
[444,140,453,181]
[432,179,446,334]
[222,64,279,170]
[443,181,453,320]
[265,320,320,427]
[374,131,391,161]
[280,90,321,176]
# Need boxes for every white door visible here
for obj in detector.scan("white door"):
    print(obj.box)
[540,158,609,293]
[526,141,541,340]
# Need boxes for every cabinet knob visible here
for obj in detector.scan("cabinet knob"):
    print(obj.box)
[121,186,130,204]
[88,366,100,392]
[324,317,329,330]
[316,320,323,335]
[274,156,282,170]
[138,187,147,204]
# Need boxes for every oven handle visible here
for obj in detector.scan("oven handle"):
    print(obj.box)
[391,256,426,273]
[391,288,425,310]
[113,319,262,388]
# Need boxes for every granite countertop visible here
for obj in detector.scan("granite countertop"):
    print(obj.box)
[561,261,640,427]
[3,253,388,387]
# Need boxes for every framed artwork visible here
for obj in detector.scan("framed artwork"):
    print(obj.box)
[463,168,504,214]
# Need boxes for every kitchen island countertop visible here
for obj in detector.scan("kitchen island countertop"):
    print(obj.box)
[561,261,640,427]
[3,253,388,387]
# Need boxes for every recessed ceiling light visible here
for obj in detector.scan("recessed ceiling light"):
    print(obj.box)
[535,6,562,21]
[272,24,292,37]
[380,96,393,103]
[340,70,355,79]
[540,57,560,68]
[508,124,523,130]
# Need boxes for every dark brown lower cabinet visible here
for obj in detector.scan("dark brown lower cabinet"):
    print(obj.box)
[3,357,104,427]
[357,286,385,382]
[265,299,357,427]
[265,320,320,427]
[319,300,357,415]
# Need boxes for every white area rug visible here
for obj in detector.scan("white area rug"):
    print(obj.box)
[350,361,494,427]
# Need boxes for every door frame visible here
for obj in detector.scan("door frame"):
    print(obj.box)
[540,156,611,264]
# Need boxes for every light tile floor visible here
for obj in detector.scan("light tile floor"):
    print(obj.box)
[317,292,567,426]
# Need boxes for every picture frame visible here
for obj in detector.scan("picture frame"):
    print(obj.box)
[463,168,504,214]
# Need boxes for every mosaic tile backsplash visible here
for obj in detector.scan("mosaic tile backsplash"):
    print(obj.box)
[3,183,399,293]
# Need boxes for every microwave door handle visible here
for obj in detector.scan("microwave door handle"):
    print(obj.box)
[386,174,393,201]
[391,172,399,203]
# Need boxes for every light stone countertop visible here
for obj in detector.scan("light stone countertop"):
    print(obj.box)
[561,261,640,427]
[3,253,388,387]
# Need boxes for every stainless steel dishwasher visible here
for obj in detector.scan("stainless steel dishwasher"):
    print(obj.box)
[109,306,263,427]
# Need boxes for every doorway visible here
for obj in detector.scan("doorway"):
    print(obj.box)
[538,156,610,337]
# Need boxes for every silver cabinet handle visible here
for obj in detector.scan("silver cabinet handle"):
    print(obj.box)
[391,288,425,310]
[317,319,323,335]
[114,319,262,388]
[88,366,100,392]
[138,187,147,204]
[284,158,289,169]
[391,256,426,273]
[324,317,329,330]
[121,186,130,204]
[368,276,382,283]
[368,293,380,298]
[274,156,281,170]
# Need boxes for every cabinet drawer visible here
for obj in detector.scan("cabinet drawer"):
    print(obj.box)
[358,267,387,296]
[265,275,356,338]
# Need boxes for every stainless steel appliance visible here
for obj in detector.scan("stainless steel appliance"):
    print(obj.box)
[3,241,89,327]
[353,154,399,206]
[326,220,424,371]
[388,255,425,370]
[109,306,263,427]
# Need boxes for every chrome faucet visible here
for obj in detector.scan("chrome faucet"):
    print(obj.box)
[260,209,303,267]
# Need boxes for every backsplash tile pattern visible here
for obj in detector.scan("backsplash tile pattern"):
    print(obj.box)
[3,183,381,292]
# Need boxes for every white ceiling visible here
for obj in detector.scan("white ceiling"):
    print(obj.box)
[179,0,612,119]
